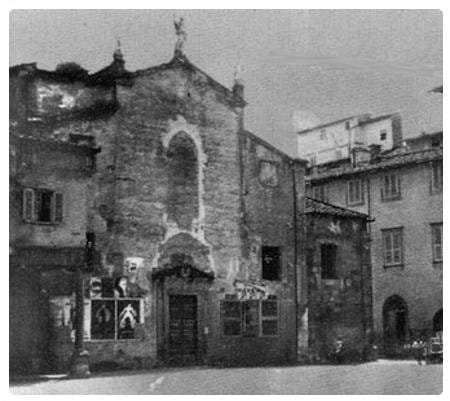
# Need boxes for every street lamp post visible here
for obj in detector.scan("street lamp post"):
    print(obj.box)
[69,233,94,378]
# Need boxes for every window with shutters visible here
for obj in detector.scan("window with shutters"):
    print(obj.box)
[221,299,279,337]
[381,173,401,200]
[431,223,443,263]
[431,161,443,194]
[261,299,278,336]
[347,178,364,205]
[221,300,241,336]
[22,188,63,224]
[242,300,259,337]
[382,228,403,267]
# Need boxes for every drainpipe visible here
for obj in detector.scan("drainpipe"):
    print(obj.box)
[291,160,305,361]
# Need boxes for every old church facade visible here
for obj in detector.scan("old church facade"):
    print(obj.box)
[10,44,309,372]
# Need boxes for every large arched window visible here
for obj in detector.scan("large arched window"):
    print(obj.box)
[167,132,199,230]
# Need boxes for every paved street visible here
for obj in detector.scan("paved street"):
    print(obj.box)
[10,360,442,395]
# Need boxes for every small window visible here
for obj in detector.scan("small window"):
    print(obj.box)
[22,188,63,224]
[262,246,281,281]
[431,223,443,263]
[381,173,401,200]
[261,300,278,336]
[320,128,327,140]
[382,228,403,267]
[221,301,241,336]
[345,121,350,130]
[312,185,327,202]
[321,243,338,279]
[380,130,387,141]
[431,161,443,193]
[347,178,364,205]
[259,161,278,187]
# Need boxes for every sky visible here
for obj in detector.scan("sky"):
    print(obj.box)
[9,9,443,156]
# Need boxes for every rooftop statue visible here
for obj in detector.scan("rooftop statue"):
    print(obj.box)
[174,16,187,57]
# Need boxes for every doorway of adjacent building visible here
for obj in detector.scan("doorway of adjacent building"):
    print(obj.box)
[168,295,198,363]
[383,295,408,356]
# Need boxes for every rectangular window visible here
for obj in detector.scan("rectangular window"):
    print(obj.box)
[320,128,327,140]
[382,228,403,267]
[321,243,338,279]
[431,223,443,263]
[347,178,364,205]
[380,130,387,141]
[242,300,259,337]
[221,300,241,336]
[381,173,401,200]
[431,161,443,193]
[261,300,278,336]
[221,299,279,337]
[90,298,143,341]
[262,246,281,281]
[22,188,63,224]
[312,185,327,202]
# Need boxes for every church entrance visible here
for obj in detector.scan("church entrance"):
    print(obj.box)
[168,295,198,363]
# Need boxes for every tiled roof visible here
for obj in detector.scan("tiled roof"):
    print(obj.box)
[305,197,370,219]
[307,147,442,182]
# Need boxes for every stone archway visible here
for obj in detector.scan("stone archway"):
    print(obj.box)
[152,233,214,365]
[383,295,408,356]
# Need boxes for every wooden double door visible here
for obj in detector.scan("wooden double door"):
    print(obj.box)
[168,295,198,363]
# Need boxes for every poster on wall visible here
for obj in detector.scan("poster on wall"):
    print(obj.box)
[69,299,91,341]
[49,296,72,328]
[117,300,141,339]
[91,300,116,340]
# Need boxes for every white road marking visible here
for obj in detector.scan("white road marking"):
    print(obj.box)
[149,375,165,391]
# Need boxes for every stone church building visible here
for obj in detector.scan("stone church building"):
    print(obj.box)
[10,35,312,372]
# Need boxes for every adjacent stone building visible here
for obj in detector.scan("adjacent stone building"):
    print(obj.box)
[10,40,310,373]
[9,133,99,374]
[305,197,373,361]
[306,142,443,356]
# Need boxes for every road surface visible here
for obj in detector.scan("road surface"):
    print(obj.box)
[10,359,442,395]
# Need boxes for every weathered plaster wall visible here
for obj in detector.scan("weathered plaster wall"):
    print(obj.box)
[306,214,372,360]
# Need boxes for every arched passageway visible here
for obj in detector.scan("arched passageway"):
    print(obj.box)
[383,295,408,355]
[433,309,443,334]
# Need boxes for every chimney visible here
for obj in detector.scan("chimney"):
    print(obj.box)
[232,62,244,100]
[112,40,125,72]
